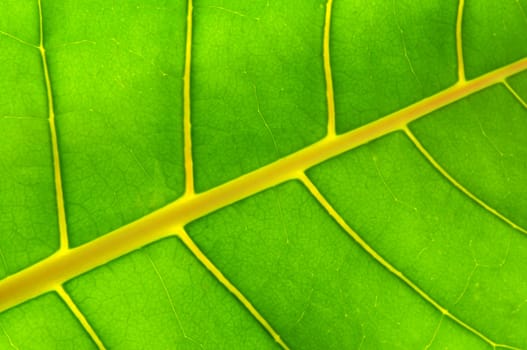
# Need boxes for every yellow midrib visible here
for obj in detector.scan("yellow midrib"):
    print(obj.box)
[1,57,527,313]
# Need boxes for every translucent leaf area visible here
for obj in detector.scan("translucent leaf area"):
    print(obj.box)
[1,0,527,349]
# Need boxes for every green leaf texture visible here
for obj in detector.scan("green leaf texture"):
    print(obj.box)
[1,0,527,349]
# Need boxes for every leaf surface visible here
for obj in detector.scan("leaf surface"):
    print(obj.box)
[1,0,527,349]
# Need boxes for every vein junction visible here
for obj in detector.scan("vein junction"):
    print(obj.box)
[176,230,289,349]
[56,286,106,349]
[503,80,527,108]
[0,1,522,348]
[1,56,527,315]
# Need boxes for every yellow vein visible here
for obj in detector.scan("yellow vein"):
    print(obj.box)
[404,127,527,235]
[298,173,518,350]
[183,0,195,195]
[38,0,69,250]
[323,0,336,136]
[456,0,466,83]
[176,230,289,349]
[55,285,106,349]
[503,80,527,108]
[1,57,527,313]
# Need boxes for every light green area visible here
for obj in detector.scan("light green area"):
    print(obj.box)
[331,0,457,132]
[1,0,527,349]
[65,237,278,349]
[187,181,489,349]
[42,0,187,246]
[192,0,327,191]
[463,0,527,79]
[308,132,527,348]
[0,293,96,349]
[507,70,527,102]
[410,85,527,229]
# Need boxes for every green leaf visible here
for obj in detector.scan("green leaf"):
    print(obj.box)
[1,0,527,349]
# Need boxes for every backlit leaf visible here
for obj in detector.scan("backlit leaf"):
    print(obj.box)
[1,0,526,349]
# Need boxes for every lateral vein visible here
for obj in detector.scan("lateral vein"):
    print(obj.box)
[38,0,69,250]
[298,173,518,350]
[176,230,289,349]
[183,0,195,195]
[456,0,466,82]
[323,0,336,136]
[404,127,527,235]
[56,285,106,349]
[1,56,527,314]
[503,80,527,109]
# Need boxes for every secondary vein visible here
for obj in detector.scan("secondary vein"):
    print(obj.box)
[56,285,106,349]
[456,0,466,82]
[503,80,527,109]
[323,0,336,136]
[404,127,527,236]
[183,0,195,195]
[1,56,527,314]
[299,173,518,350]
[38,0,69,250]
[177,230,289,349]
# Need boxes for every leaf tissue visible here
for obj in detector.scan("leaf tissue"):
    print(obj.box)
[1,0,527,349]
